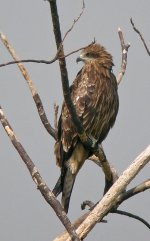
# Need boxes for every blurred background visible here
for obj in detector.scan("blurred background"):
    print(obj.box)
[0,1,149,240]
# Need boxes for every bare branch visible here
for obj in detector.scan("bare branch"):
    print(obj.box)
[53,145,150,241]
[113,210,150,229]
[0,57,56,68]
[81,202,150,229]
[53,212,90,241]
[54,146,150,241]
[130,18,150,56]
[54,103,59,130]
[0,45,90,68]
[117,179,150,204]
[0,106,80,241]
[0,32,57,140]
[54,177,150,241]
[117,28,130,84]
[48,0,86,140]
[60,0,85,45]
[47,0,100,153]
[53,210,107,241]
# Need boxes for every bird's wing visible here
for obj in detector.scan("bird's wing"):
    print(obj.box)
[57,65,104,164]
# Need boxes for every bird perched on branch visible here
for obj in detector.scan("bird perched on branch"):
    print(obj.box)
[53,42,119,213]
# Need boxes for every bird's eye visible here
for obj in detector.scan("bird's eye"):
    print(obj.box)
[86,53,92,58]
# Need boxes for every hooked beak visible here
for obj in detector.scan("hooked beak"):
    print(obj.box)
[76,56,82,63]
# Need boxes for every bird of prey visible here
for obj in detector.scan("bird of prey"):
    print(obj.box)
[53,43,119,213]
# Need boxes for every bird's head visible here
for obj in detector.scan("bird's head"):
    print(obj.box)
[76,43,114,68]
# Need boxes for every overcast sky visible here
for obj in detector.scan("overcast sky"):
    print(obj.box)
[0,1,150,241]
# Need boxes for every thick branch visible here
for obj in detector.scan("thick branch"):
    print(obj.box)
[0,32,57,140]
[48,0,83,133]
[73,146,150,240]
[130,18,150,56]
[54,177,150,241]
[54,146,150,241]
[0,106,80,241]
[48,0,95,148]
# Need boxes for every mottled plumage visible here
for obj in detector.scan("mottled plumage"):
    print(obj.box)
[53,43,119,213]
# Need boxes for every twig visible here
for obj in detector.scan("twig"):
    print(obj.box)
[54,103,59,130]
[60,0,85,46]
[0,45,89,68]
[130,18,150,56]
[81,202,150,229]
[0,106,80,241]
[0,32,57,140]
[113,210,150,229]
[117,179,150,205]
[117,28,130,84]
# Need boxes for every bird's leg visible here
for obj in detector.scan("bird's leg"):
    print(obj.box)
[85,135,118,192]
[93,145,118,194]
[88,134,98,149]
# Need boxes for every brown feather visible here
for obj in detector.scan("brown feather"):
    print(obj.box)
[53,43,119,213]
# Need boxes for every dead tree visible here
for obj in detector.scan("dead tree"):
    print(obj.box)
[0,1,149,241]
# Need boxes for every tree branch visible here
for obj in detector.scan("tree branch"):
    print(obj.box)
[0,106,80,241]
[88,28,130,189]
[48,0,95,148]
[54,146,150,241]
[0,32,57,140]
[54,103,59,130]
[58,0,85,47]
[117,28,130,84]
[73,146,150,240]
[81,202,150,229]
[113,210,150,229]
[117,179,150,204]
[0,45,89,68]
[130,18,150,56]
[53,177,150,241]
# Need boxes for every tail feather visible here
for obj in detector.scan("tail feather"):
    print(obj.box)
[61,169,76,213]
[52,175,62,197]
[53,142,88,213]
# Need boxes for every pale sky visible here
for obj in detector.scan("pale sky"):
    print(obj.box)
[0,1,150,241]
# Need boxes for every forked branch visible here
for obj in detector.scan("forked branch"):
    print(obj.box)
[48,0,92,148]
[0,33,57,140]
[54,146,150,241]
[130,18,150,56]
[0,106,80,241]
